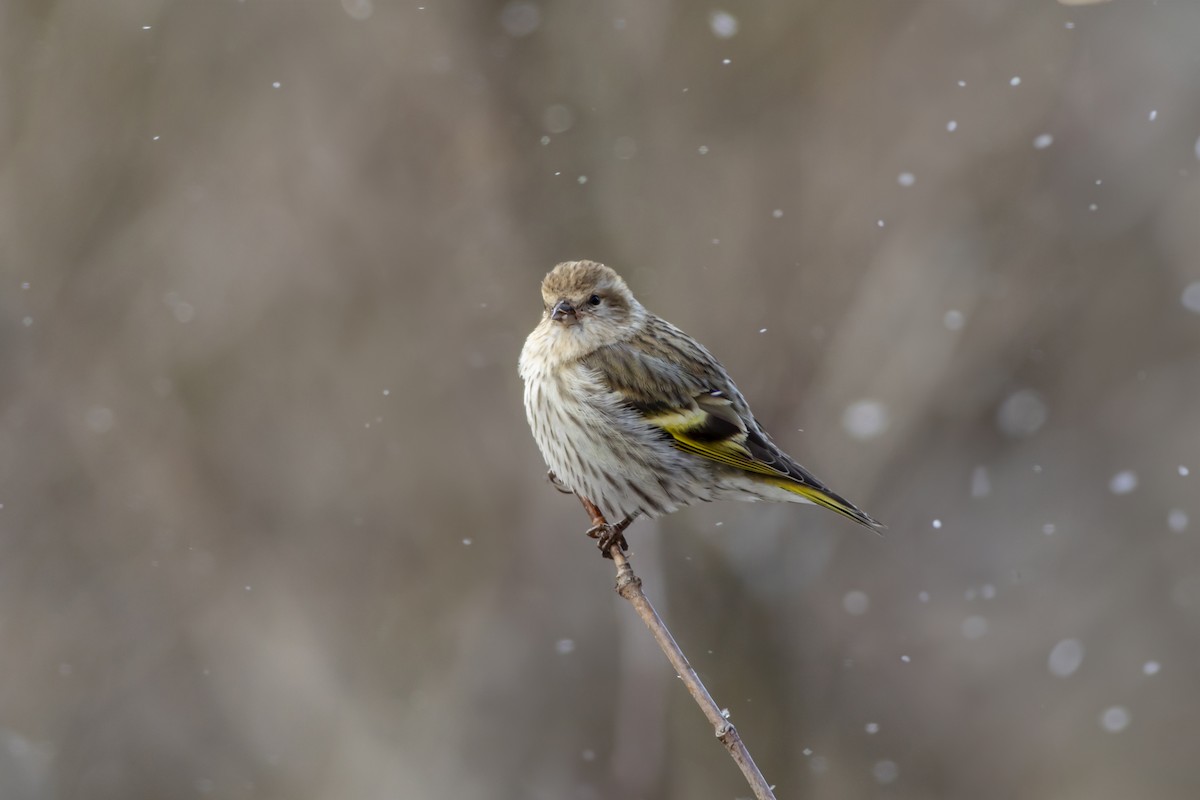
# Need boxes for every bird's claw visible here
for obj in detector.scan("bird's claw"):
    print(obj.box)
[547,470,574,494]
[586,522,629,559]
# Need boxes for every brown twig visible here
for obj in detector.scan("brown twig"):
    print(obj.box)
[578,496,777,800]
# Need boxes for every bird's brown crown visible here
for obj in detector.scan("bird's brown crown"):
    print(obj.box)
[540,260,632,305]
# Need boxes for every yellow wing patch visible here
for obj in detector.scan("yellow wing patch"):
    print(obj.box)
[645,405,882,530]
[643,407,785,480]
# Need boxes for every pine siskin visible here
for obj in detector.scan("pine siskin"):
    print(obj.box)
[519,260,882,554]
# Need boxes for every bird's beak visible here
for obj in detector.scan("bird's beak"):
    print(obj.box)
[551,299,578,325]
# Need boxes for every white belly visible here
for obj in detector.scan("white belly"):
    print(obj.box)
[521,361,709,521]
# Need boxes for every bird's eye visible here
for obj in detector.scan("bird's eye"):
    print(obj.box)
[587,294,602,306]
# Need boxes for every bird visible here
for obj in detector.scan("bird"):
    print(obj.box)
[519,259,882,556]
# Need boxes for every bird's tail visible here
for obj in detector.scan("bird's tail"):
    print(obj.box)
[764,477,884,531]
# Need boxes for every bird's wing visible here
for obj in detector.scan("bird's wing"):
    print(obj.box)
[581,323,882,529]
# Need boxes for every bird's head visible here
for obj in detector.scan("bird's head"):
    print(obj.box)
[537,260,644,353]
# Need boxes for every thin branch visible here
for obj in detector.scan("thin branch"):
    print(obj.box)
[578,496,777,800]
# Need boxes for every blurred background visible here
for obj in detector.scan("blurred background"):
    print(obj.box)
[3,0,1200,798]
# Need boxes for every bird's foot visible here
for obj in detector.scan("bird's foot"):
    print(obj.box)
[547,470,573,494]
[585,513,637,559]
[586,522,628,558]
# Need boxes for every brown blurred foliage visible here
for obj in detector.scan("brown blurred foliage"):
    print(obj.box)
[2,0,1200,798]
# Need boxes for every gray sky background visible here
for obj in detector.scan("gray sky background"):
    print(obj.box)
[3,1,1200,798]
